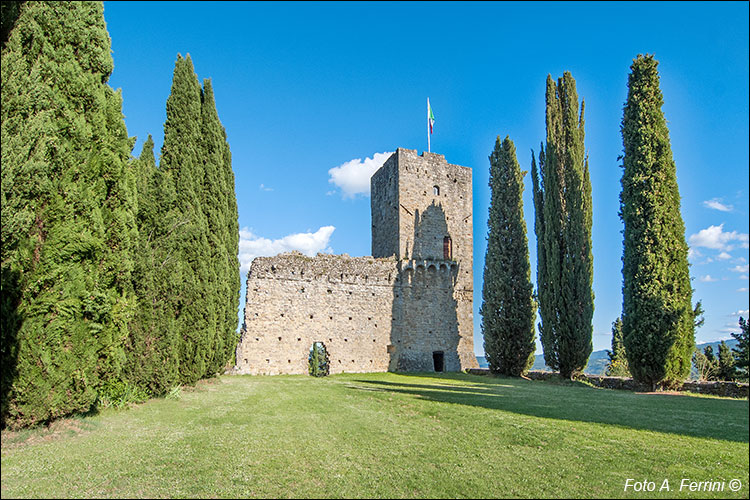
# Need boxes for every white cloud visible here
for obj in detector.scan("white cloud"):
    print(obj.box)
[328,151,394,199]
[238,226,335,276]
[730,309,749,317]
[259,183,273,192]
[716,321,744,335]
[730,264,750,273]
[687,248,703,261]
[699,275,718,282]
[739,275,749,280]
[688,224,749,251]
[738,287,749,293]
[702,198,734,212]
[717,251,732,260]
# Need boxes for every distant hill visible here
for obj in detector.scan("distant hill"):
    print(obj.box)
[476,338,740,378]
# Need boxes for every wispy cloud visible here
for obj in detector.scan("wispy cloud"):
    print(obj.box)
[328,151,394,199]
[702,198,734,212]
[717,251,732,260]
[730,309,749,317]
[238,226,335,276]
[259,183,274,192]
[688,224,749,251]
[738,287,749,293]
[731,264,750,273]
[716,321,743,335]
[699,275,718,282]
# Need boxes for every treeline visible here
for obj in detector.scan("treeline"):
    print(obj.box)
[481,55,749,389]
[1,2,240,429]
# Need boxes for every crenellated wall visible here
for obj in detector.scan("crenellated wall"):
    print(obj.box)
[236,253,396,375]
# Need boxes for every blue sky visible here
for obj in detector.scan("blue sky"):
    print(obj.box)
[103,1,749,355]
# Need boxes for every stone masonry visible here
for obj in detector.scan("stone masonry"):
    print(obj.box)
[235,148,478,375]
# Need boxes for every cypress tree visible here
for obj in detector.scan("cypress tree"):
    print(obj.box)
[1,2,136,427]
[703,345,715,364]
[125,136,180,394]
[717,341,736,381]
[200,80,240,373]
[159,54,216,385]
[531,72,594,378]
[481,136,536,376]
[606,318,630,377]
[620,54,694,390]
[220,98,240,368]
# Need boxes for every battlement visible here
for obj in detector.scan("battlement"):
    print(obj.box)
[249,251,397,285]
[390,147,446,162]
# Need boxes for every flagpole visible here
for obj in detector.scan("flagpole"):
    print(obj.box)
[427,97,431,153]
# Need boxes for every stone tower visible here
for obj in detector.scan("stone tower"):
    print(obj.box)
[371,148,477,371]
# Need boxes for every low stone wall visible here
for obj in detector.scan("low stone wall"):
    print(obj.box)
[467,369,749,398]
[680,380,749,398]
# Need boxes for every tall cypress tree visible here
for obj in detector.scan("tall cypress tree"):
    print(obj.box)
[125,136,180,394]
[200,80,240,373]
[1,2,136,427]
[531,72,594,379]
[620,54,694,390]
[160,54,216,385]
[481,136,536,376]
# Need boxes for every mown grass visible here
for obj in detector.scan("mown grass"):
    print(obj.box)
[1,372,748,498]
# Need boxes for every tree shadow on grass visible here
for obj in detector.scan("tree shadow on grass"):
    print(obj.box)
[349,373,749,443]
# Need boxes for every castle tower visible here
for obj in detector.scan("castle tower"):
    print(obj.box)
[371,148,478,371]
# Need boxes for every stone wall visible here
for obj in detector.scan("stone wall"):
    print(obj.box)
[390,260,472,371]
[467,369,749,398]
[236,252,478,375]
[370,157,399,261]
[236,253,396,375]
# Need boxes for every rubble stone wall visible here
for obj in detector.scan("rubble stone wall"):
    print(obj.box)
[236,253,395,375]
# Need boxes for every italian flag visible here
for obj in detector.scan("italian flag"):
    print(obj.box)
[428,98,435,134]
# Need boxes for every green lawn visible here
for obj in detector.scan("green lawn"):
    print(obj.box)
[1,372,748,498]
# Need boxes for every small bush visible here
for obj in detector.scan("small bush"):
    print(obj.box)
[97,380,151,410]
[166,386,182,400]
